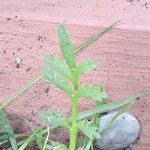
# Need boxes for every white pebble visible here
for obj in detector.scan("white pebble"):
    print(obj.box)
[15,57,21,68]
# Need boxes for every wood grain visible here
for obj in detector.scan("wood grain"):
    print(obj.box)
[0,0,150,149]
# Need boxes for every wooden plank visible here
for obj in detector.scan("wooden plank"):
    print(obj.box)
[0,0,150,149]
[0,0,150,30]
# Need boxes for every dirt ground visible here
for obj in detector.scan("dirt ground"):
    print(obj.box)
[0,0,150,149]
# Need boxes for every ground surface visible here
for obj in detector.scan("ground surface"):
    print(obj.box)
[0,0,150,149]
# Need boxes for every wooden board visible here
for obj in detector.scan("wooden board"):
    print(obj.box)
[0,0,150,149]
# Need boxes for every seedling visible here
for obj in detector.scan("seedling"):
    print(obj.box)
[0,22,149,150]
[39,24,149,150]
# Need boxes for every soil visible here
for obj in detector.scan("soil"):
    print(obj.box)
[0,0,150,149]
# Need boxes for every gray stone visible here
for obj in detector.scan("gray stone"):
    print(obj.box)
[94,111,140,150]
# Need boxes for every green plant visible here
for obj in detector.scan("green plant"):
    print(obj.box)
[40,24,108,150]
[0,22,149,150]
[0,21,119,150]
[0,109,18,149]
[0,21,119,110]
[39,24,149,150]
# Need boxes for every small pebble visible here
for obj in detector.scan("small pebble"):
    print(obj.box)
[94,111,140,150]
[15,57,21,68]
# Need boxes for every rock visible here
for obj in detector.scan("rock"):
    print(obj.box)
[93,146,132,150]
[94,111,140,150]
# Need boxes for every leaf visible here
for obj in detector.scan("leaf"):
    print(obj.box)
[40,110,70,129]
[43,54,70,78]
[0,109,18,150]
[13,114,46,149]
[0,133,29,148]
[0,134,8,144]
[77,119,100,140]
[77,84,108,102]
[79,100,104,150]
[42,68,71,94]
[81,140,93,150]
[78,138,93,150]
[0,74,43,110]
[46,141,68,150]
[58,24,76,70]
[76,58,98,74]
[18,126,58,150]
[75,20,120,53]
[36,127,45,149]
[77,91,149,120]
[18,127,42,150]
[40,91,149,134]
[91,100,105,126]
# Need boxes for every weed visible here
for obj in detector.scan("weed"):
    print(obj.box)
[0,22,149,150]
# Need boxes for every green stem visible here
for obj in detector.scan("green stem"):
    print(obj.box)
[69,96,78,150]
[69,71,78,150]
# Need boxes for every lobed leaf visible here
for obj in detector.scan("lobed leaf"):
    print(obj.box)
[77,84,108,102]
[43,54,70,78]
[40,110,70,129]
[79,100,104,150]
[41,68,71,94]
[46,140,68,150]
[58,24,76,70]
[76,58,98,75]
[77,119,100,140]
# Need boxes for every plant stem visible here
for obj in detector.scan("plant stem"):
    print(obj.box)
[70,96,78,150]
[69,71,78,150]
